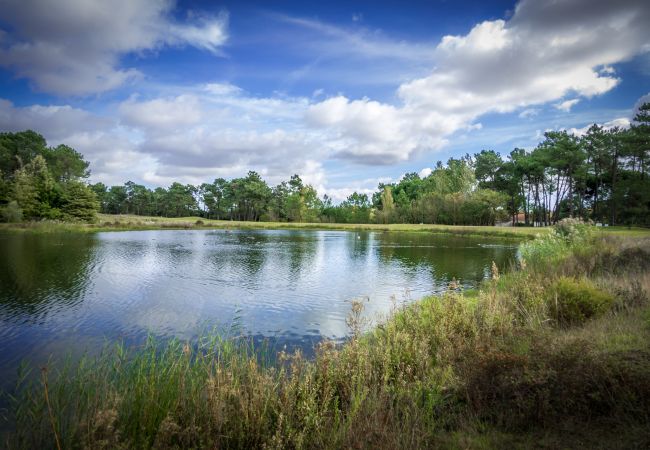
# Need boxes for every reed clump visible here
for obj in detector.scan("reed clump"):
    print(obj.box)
[3,219,650,449]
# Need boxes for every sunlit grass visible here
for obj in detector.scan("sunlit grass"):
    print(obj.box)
[0,213,553,239]
[2,213,647,240]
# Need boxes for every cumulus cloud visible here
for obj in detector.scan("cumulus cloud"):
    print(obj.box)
[0,0,228,95]
[0,99,111,139]
[555,99,581,112]
[119,95,203,131]
[306,96,449,164]
[418,167,433,178]
[304,0,650,164]
[568,117,631,136]
[399,0,649,116]
[519,108,540,119]
[116,88,316,176]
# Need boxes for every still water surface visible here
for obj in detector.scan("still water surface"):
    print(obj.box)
[0,229,517,385]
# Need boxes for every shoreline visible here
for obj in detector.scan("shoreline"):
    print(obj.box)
[2,214,649,239]
[0,214,557,240]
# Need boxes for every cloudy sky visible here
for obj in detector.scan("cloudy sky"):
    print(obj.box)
[1,0,649,201]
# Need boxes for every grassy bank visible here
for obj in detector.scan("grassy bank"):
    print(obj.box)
[3,214,648,239]
[2,220,650,448]
[0,213,550,239]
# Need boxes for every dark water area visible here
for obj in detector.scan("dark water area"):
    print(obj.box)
[0,229,518,389]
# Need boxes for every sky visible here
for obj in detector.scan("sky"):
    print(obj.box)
[1,0,649,202]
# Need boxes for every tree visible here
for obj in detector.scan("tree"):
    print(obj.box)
[44,144,90,182]
[13,155,58,220]
[541,131,586,220]
[90,182,108,212]
[62,181,99,222]
[0,130,48,181]
[378,186,395,224]
[581,125,610,222]
[105,186,127,214]
[474,150,503,189]
[1,200,22,222]
[166,183,197,217]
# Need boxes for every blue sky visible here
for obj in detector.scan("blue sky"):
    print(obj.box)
[1,0,649,201]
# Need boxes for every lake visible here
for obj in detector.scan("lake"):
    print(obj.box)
[0,229,518,386]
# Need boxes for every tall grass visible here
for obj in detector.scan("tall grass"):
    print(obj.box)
[3,219,650,449]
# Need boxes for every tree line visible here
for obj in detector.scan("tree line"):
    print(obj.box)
[1,102,649,226]
[0,130,98,222]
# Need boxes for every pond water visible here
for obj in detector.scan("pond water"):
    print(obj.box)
[0,229,518,386]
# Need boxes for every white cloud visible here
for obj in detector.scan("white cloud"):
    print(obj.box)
[274,14,434,63]
[568,117,631,136]
[111,89,329,186]
[519,108,539,119]
[418,168,433,178]
[204,83,242,96]
[306,96,449,164]
[0,99,111,139]
[119,95,203,131]
[307,0,650,164]
[0,0,228,95]
[398,0,650,116]
[555,99,580,112]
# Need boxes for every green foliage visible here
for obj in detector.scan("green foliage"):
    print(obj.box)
[44,144,90,182]
[520,218,594,269]
[1,200,22,222]
[0,131,97,223]
[548,277,614,325]
[61,181,99,222]
[553,217,592,240]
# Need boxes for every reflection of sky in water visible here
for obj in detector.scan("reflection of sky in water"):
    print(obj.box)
[0,230,518,389]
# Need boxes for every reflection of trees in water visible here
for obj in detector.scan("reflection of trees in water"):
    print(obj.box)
[347,232,372,261]
[274,231,319,279]
[374,233,516,284]
[202,231,269,282]
[206,231,320,283]
[0,233,97,317]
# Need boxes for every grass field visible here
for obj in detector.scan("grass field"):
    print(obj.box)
[2,213,649,239]
[1,213,552,239]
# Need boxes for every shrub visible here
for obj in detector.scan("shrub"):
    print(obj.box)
[519,219,595,271]
[554,217,592,241]
[195,220,204,226]
[548,277,614,325]
[1,200,23,222]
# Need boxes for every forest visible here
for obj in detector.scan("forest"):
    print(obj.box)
[1,102,649,226]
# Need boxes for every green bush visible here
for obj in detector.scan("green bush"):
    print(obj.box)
[1,200,23,222]
[548,277,614,325]
[554,217,592,241]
